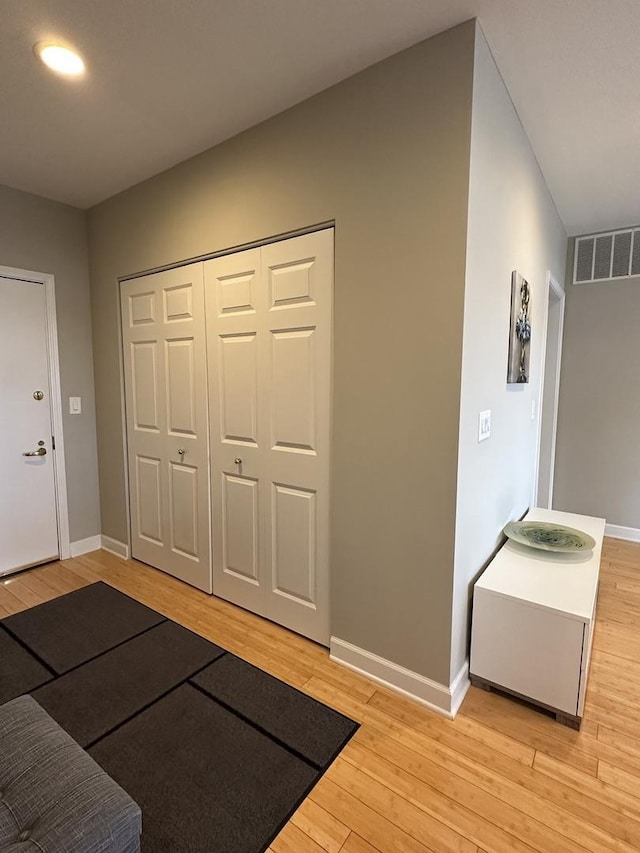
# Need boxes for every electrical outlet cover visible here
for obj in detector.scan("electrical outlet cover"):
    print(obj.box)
[478,410,491,442]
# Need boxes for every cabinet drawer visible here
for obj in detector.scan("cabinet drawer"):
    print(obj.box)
[471,589,585,715]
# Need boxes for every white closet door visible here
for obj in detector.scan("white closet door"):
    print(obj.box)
[205,229,332,644]
[260,232,332,642]
[121,264,212,593]
[205,248,264,613]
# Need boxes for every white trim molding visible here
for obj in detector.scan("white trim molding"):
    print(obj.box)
[69,535,102,557]
[533,270,565,509]
[330,637,470,718]
[449,659,471,717]
[605,524,640,544]
[101,535,130,560]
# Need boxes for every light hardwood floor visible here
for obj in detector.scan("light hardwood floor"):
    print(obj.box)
[2,537,640,852]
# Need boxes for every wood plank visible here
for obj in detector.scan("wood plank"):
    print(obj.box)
[0,576,44,609]
[42,561,87,591]
[15,568,83,606]
[325,759,477,853]
[459,688,599,776]
[329,753,534,853]
[23,564,75,596]
[598,761,640,800]
[351,711,640,846]
[367,688,535,766]
[310,777,438,853]
[290,799,350,853]
[591,648,640,683]
[340,833,385,853]
[58,558,102,585]
[593,621,640,661]
[0,582,30,614]
[533,741,640,820]
[585,693,640,741]
[351,727,640,852]
[310,661,378,704]
[270,821,327,853]
[597,725,640,775]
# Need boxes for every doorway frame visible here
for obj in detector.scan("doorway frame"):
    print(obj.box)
[533,270,565,508]
[0,265,71,559]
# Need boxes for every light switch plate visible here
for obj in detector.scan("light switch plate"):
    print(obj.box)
[69,396,82,414]
[478,409,491,442]
[531,398,537,420]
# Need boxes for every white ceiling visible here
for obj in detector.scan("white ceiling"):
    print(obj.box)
[2,0,639,235]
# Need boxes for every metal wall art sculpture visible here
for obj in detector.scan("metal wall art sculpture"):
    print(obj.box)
[507,270,531,384]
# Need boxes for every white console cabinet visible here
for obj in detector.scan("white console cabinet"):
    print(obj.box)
[470,508,605,727]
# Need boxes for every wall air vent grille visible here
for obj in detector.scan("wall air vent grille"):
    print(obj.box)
[612,231,633,277]
[574,227,640,284]
[633,230,640,276]
[593,235,613,279]
[575,238,595,282]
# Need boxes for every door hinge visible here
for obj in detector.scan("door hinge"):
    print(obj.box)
[51,436,56,450]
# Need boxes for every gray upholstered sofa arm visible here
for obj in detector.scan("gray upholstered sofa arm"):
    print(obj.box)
[0,695,141,852]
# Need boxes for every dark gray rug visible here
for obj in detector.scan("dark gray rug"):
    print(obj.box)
[193,653,357,768]
[0,627,52,704]
[33,621,225,747]
[2,582,165,673]
[90,684,319,853]
[0,582,358,852]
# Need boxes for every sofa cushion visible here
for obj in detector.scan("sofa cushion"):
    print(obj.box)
[0,695,141,853]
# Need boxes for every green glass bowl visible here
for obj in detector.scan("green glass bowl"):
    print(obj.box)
[503,521,596,553]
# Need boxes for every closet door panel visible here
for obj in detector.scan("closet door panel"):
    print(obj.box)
[261,230,332,644]
[205,249,264,614]
[121,264,211,592]
[205,230,332,645]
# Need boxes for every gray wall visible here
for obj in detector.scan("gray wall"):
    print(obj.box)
[88,22,475,686]
[554,238,640,528]
[0,184,101,542]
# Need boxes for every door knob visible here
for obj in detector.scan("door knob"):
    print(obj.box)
[234,457,242,465]
[178,448,186,456]
[23,447,47,456]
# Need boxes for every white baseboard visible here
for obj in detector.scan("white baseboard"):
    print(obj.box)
[605,524,640,543]
[69,535,102,557]
[450,659,471,716]
[329,637,470,719]
[100,535,129,560]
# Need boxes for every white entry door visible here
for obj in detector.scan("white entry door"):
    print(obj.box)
[121,264,212,592]
[0,275,59,575]
[204,229,333,644]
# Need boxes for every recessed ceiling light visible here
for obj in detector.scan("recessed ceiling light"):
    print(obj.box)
[34,43,85,77]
